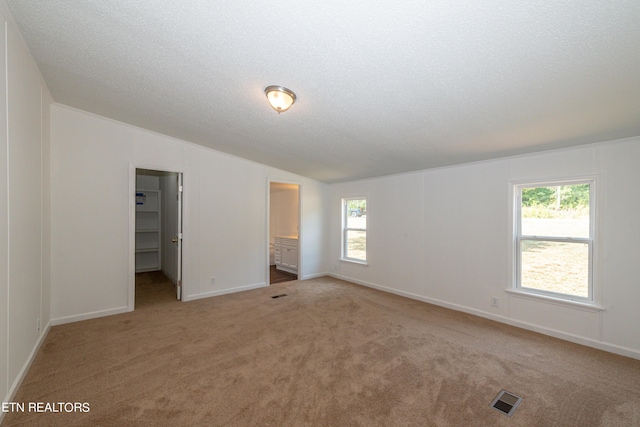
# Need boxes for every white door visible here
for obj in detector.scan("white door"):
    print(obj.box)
[161,172,183,300]
[175,173,183,300]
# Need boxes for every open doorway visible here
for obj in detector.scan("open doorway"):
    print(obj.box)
[134,168,183,307]
[269,182,300,284]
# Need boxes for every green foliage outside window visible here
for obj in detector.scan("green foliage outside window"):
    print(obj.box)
[560,184,590,208]
[347,199,366,212]
[522,184,589,209]
[521,187,555,207]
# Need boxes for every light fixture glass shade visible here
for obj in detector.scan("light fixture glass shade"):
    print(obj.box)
[265,85,296,113]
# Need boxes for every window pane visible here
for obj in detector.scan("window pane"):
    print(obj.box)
[346,230,366,261]
[346,199,366,229]
[521,184,589,238]
[520,240,589,298]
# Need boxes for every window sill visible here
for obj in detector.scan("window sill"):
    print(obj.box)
[505,289,604,312]
[340,258,368,266]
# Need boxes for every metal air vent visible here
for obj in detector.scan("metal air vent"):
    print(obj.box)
[490,390,522,416]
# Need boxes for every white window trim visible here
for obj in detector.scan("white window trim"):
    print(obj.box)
[512,177,599,307]
[341,197,368,265]
[505,288,604,312]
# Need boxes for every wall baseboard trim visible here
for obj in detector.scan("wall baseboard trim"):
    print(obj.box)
[51,281,273,322]
[184,282,267,302]
[51,306,131,326]
[300,272,328,280]
[1,321,52,424]
[502,317,640,360]
[329,273,640,361]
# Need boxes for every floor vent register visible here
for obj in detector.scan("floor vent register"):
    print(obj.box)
[490,390,522,416]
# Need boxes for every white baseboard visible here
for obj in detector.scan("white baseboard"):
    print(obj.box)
[502,318,640,361]
[1,321,52,424]
[184,282,267,301]
[329,273,640,361]
[51,306,131,326]
[300,272,329,280]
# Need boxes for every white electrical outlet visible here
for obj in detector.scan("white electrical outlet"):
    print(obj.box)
[36,318,40,332]
[491,297,500,307]
[210,276,216,285]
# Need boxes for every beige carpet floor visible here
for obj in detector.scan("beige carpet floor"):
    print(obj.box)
[3,276,640,426]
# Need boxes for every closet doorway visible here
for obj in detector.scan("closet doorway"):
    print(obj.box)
[268,182,300,285]
[134,168,183,307]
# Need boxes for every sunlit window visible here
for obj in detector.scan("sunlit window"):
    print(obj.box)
[342,198,367,262]
[515,181,594,302]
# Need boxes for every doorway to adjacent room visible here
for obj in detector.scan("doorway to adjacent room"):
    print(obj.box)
[268,181,300,285]
[132,168,183,307]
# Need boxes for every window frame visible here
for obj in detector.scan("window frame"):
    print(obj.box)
[341,197,367,264]
[513,178,596,304]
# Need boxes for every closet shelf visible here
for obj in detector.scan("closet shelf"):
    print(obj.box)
[136,248,159,253]
[135,189,161,272]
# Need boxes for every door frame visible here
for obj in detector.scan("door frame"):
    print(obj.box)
[266,178,302,285]
[128,163,185,310]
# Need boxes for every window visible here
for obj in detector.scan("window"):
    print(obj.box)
[514,180,594,302]
[342,198,367,262]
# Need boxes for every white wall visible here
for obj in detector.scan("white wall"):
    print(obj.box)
[330,138,640,359]
[0,10,8,408]
[0,2,52,412]
[270,186,299,241]
[50,104,329,321]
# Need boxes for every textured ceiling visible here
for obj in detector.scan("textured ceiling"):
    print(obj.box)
[6,1,640,183]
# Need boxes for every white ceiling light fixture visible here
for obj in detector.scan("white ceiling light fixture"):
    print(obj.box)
[264,85,297,113]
